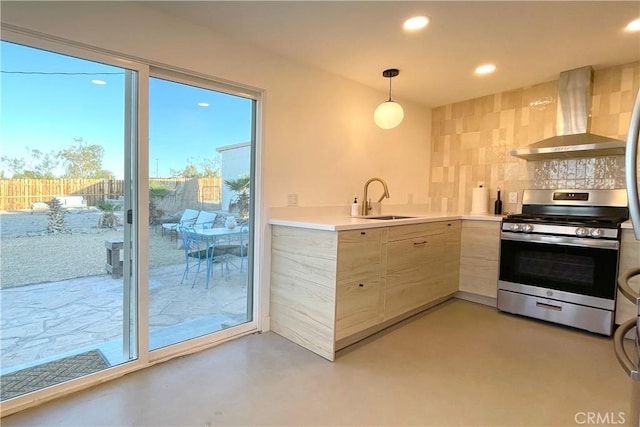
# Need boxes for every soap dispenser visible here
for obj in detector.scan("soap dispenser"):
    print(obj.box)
[350,197,359,216]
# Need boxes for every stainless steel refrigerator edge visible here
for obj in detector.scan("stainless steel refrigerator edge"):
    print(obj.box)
[614,87,640,427]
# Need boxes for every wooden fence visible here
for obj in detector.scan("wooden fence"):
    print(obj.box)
[0,177,221,211]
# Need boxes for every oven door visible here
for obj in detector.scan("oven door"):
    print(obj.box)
[500,232,620,301]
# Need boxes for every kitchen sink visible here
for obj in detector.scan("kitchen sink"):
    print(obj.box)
[364,215,417,220]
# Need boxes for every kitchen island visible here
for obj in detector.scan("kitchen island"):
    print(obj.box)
[269,212,501,360]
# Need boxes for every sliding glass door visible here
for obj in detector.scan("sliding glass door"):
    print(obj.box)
[0,40,139,400]
[0,31,258,404]
[147,73,255,350]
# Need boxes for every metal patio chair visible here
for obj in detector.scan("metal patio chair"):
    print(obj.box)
[179,225,216,289]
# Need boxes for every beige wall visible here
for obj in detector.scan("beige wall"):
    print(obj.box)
[429,61,640,215]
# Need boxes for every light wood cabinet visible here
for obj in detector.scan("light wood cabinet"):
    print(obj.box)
[270,226,338,360]
[459,220,501,299]
[615,229,640,324]
[270,220,461,361]
[385,232,444,319]
[270,225,386,361]
[384,221,460,320]
[335,229,385,341]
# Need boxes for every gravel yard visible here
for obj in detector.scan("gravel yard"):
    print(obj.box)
[0,211,184,288]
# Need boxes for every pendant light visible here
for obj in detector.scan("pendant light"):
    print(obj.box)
[374,68,404,129]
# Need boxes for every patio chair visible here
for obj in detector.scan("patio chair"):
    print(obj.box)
[179,225,216,289]
[194,211,217,229]
[162,209,199,241]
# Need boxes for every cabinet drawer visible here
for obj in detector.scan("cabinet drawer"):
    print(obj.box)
[385,234,445,319]
[335,275,382,340]
[339,228,384,244]
[388,222,448,242]
[387,235,443,273]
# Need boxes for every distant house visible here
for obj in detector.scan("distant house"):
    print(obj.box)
[216,142,250,211]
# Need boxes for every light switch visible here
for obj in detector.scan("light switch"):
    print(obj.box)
[287,194,298,207]
[508,192,518,204]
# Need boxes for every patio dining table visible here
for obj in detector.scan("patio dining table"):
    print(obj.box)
[191,226,244,240]
[180,226,246,288]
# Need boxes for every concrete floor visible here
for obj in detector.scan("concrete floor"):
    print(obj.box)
[1,300,632,426]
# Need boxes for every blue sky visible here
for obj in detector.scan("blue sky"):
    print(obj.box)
[1,41,253,179]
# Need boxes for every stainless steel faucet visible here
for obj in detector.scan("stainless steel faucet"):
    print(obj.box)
[361,177,390,216]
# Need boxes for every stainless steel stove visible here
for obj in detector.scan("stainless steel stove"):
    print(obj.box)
[498,188,629,336]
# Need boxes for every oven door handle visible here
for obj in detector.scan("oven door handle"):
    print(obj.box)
[501,232,620,250]
[617,267,640,304]
[613,318,640,380]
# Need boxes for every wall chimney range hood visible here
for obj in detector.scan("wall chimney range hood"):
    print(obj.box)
[510,66,626,161]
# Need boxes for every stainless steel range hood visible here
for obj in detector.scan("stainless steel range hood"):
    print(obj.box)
[510,66,626,161]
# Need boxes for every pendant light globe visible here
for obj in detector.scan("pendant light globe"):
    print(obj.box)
[374,68,403,129]
[374,101,404,129]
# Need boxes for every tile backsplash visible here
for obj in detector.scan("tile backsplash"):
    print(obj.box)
[429,61,640,214]
[527,157,626,190]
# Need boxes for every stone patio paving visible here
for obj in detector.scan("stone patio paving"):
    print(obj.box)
[0,260,249,375]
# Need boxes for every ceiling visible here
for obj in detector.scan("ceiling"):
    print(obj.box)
[143,1,640,108]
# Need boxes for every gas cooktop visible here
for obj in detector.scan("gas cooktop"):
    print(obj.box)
[506,189,628,226]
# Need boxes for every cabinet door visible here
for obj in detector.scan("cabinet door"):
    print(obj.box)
[385,233,445,320]
[335,274,382,340]
[442,221,461,296]
[460,221,500,260]
[459,221,500,298]
[336,228,384,282]
[616,229,640,324]
[335,228,385,339]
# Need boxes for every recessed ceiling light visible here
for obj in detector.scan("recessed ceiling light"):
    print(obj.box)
[403,16,430,31]
[197,102,210,107]
[475,64,497,75]
[625,18,640,32]
[91,79,107,85]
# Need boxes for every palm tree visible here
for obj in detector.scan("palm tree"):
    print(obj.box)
[97,200,121,228]
[224,174,250,218]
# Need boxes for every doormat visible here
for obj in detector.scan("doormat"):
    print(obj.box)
[0,349,110,400]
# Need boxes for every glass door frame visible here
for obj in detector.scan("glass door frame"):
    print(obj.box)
[0,26,150,408]
[146,67,261,363]
[0,25,262,413]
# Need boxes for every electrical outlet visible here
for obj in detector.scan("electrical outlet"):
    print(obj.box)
[287,194,298,207]
[508,192,518,204]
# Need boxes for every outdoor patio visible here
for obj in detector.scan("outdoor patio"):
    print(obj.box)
[0,210,250,377]
[0,209,250,388]
[0,260,249,375]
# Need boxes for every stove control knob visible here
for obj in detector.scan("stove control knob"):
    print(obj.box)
[522,224,534,233]
[590,228,604,239]
[510,223,522,232]
[575,227,589,238]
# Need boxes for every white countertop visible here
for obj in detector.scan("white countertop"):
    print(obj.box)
[268,213,503,231]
